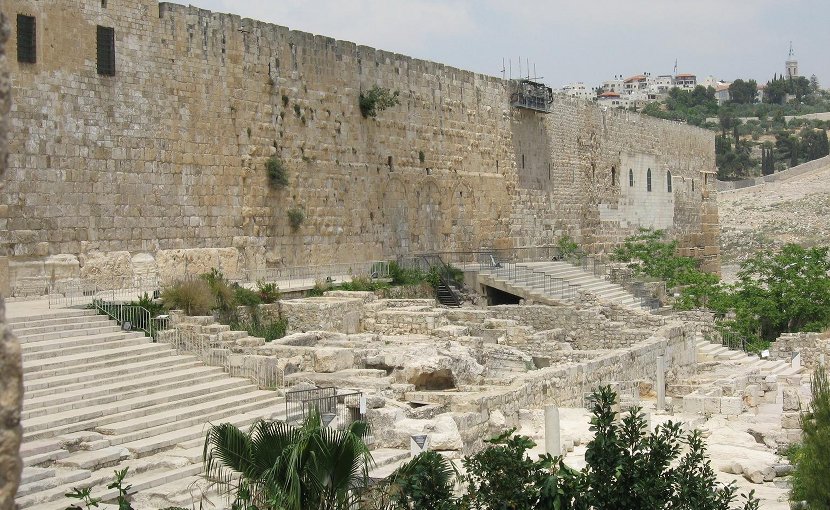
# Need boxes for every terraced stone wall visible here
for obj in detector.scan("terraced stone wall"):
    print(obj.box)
[1,0,719,293]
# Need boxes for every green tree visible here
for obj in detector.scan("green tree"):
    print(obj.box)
[776,132,801,167]
[728,244,830,342]
[728,79,758,104]
[382,451,458,510]
[801,128,830,161]
[359,86,400,118]
[203,411,372,510]
[790,366,830,509]
[765,77,789,105]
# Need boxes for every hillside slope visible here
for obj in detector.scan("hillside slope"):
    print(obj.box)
[718,161,830,281]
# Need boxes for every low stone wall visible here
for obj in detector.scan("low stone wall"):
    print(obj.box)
[364,309,449,335]
[486,304,658,349]
[451,322,696,452]
[717,155,830,191]
[769,332,830,369]
[280,297,366,334]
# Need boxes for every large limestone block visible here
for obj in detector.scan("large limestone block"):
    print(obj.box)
[79,251,133,288]
[368,341,484,389]
[131,253,157,277]
[393,415,464,451]
[44,254,81,281]
[312,348,355,373]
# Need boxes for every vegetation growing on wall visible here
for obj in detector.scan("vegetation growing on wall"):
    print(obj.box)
[287,207,305,232]
[359,86,400,118]
[266,156,289,189]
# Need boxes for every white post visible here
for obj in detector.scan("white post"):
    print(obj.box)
[792,351,801,371]
[544,404,561,456]
[656,355,666,411]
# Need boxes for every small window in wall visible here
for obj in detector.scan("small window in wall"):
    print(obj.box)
[17,15,36,64]
[628,169,634,187]
[692,180,695,192]
[646,168,652,192]
[611,166,616,186]
[667,171,673,192]
[521,154,525,169]
[97,25,116,76]
[101,0,107,7]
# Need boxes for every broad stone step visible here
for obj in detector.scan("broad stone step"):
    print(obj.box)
[20,326,132,354]
[56,446,130,470]
[22,447,70,468]
[15,467,92,499]
[20,467,55,486]
[16,468,112,509]
[23,365,228,419]
[122,402,285,457]
[7,309,98,326]
[14,316,114,338]
[99,384,277,437]
[24,354,199,393]
[19,439,62,458]
[22,334,147,361]
[23,377,255,439]
[23,342,173,379]
[19,324,131,345]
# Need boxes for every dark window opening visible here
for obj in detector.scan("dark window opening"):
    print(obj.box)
[387,155,393,169]
[101,0,107,7]
[692,180,695,192]
[521,154,525,169]
[97,25,116,76]
[611,166,616,186]
[17,15,36,64]
[628,169,634,187]
[667,171,673,192]
[646,168,652,192]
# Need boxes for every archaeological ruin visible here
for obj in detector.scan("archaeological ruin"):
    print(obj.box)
[2,1,825,510]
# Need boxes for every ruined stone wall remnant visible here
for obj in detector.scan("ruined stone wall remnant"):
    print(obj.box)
[0,0,719,293]
[0,9,24,510]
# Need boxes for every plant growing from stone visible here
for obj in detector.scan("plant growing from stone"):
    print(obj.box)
[359,86,400,118]
[266,156,289,189]
[287,207,305,232]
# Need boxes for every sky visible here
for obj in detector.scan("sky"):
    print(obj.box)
[181,0,830,90]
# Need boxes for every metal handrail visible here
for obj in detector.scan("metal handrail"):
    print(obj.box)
[93,298,155,338]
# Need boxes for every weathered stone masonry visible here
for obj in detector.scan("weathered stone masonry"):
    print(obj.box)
[0,10,25,510]
[0,0,719,291]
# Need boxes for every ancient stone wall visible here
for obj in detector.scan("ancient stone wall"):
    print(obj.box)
[0,10,24,510]
[769,332,830,370]
[1,0,719,292]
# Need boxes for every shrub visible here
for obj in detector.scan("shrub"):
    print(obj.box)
[161,279,215,316]
[234,286,262,307]
[257,281,281,304]
[557,234,580,260]
[230,317,288,342]
[790,365,830,508]
[200,268,235,314]
[359,85,400,118]
[307,280,331,297]
[338,275,388,292]
[266,156,289,189]
[287,207,305,232]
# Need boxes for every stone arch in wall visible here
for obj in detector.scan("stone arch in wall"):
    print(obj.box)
[380,176,410,257]
[415,179,444,253]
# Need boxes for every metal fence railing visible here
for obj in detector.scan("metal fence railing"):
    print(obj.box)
[285,387,366,430]
[48,276,160,309]
[93,298,156,338]
[158,328,285,389]
[243,261,390,289]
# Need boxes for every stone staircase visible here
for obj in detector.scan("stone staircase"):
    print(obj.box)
[695,336,804,378]
[480,260,647,310]
[12,308,286,510]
